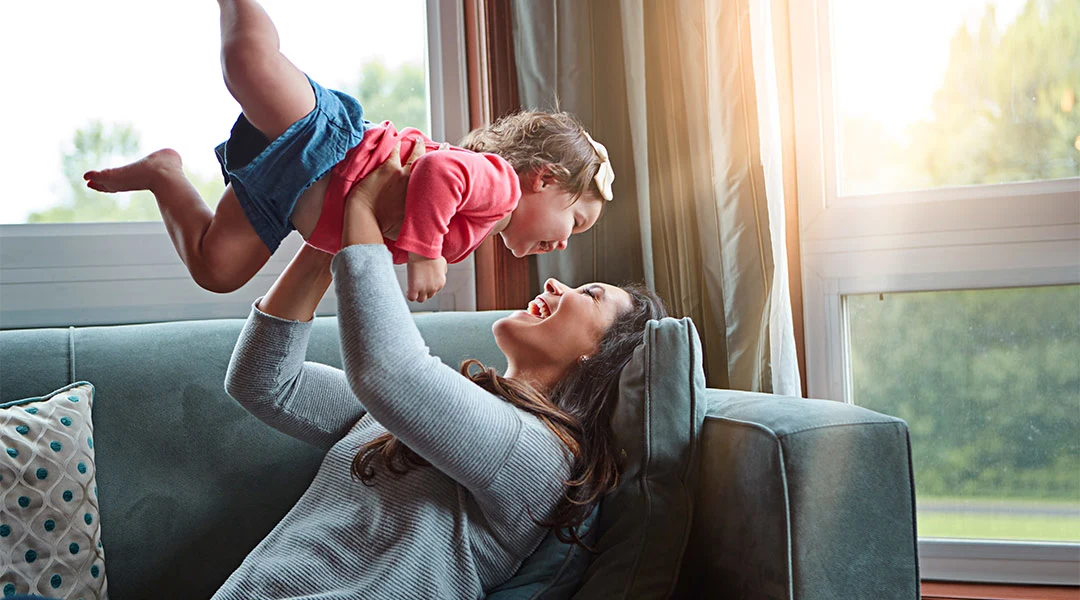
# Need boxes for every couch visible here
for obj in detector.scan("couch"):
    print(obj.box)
[0,311,920,599]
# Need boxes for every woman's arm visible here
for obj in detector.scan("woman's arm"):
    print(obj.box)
[225,298,363,451]
[226,229,362,450]
[227,143,423,449]
[226,141,431,449]
[332,143,546,494]
[331,245,532,491]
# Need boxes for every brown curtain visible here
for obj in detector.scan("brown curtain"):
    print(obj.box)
[510,0,802,394]
[465,0,534,311]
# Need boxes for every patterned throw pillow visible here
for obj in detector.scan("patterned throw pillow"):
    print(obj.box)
[0,382,107,600]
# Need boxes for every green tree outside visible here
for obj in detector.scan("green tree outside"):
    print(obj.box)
[848,285,1080,540]
[838,0,1080,541]
[27,120,224,224]
[347,60,429,133]
[910,0,1080,187]
[841,0,1080,194]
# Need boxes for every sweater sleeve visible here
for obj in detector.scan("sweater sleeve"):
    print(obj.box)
[329,244,531,492]
[225,302,367,451]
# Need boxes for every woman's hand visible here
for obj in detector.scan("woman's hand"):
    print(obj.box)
[258,140,441,321]
[343,140,429,246]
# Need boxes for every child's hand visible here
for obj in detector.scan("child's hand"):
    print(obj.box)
[406,253,448,303]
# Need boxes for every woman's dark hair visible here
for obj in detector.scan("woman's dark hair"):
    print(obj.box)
[350,283,668,546]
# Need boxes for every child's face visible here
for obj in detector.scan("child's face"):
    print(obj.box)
[500,174,603,258]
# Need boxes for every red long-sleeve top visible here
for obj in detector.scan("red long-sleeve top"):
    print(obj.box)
[305,122,520,263]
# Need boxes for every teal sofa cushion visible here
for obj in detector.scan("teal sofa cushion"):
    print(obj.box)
[486,505,598,599]
[573,317,707,599]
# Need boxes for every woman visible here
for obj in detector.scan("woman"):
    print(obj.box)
[212,142,667,599]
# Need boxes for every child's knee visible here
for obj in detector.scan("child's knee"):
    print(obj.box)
[190,237,269,294]
[191,263,246,294]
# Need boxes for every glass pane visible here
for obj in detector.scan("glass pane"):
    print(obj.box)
[831,0,1080,195]
[0,1,428,224]
[846,285,1080,542]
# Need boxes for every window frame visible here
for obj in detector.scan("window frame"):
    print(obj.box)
[789,0,1080,585]
[0,0,474,330]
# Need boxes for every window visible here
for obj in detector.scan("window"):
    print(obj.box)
[847,286,1079,543]
[0,0,473,328]
[791,0,1080,585]
[832,0,1078,196]
[2,0,430,225]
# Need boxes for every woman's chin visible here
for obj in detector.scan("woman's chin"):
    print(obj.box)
[493,311,542,348]
[492,318,516,355]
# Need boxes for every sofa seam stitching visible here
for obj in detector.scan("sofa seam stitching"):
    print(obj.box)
[707,416,903,439]
[623,323,656,598]
[68,326,77,384]
[781,419,904,437]
[777,431,795,599]
[905,428,922,589]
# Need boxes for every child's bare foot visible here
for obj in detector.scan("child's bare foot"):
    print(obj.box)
[83,149,184,193]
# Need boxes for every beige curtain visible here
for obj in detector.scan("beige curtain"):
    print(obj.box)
[512,0,800,394]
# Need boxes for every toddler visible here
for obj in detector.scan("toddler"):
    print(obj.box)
[84,0,614,302]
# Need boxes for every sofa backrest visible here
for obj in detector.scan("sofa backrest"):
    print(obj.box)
[2,313,920,599]
[0,311,510,600]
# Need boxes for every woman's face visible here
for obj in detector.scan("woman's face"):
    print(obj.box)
[494,278,633,389]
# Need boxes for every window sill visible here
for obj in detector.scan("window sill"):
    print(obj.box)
[922,581,1080,600]
[0,223,476,328]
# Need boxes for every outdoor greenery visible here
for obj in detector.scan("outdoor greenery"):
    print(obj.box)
[26,59,426,224]
[838,1,1080,537]
[917,510,1080,542]
[848,285,1080,507]
[841,0,1080,194]
[347,60,429,133]
[26,121,223,224]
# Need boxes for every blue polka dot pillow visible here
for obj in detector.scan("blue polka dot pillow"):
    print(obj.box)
[0,382,107,600]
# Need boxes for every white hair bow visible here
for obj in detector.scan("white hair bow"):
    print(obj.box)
[583,131,614,201]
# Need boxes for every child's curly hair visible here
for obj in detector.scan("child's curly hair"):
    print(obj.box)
[460,111,607,203]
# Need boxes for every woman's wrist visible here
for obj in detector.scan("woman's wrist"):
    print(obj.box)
[342,195,386,248]
[256,244,334,322]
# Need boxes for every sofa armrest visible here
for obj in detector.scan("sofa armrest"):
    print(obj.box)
[674,390,920,599]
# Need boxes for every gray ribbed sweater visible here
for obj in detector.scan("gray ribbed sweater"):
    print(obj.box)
[212,245,570,600]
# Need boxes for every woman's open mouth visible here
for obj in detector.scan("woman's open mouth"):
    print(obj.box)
[527,297,551,319]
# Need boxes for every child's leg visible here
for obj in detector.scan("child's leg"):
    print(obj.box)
[217,0,315,140]
[84,149,271,294]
